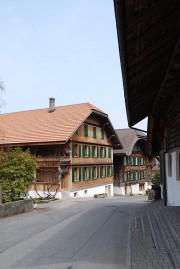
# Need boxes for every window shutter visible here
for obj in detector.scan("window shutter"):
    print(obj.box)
[105,166,107,177]
[108,147,111,158]
[83,167,86,181]
[84,124,88,137]
[93,127,96,138]
[101,129,104,139]
[82,145,85,157]
[72,144,75,157]
[92,167,94,179]
[92,146,94,158]
[79,145,81,157]
[100,166,102,178]
[72,168,75,182]
[104,147,106,158]
[100,147,102,158]
[88,145,91,157]
[79,167,82,181]
[88,166,91,179]
[97,166,99,178]
[97,147,99,158]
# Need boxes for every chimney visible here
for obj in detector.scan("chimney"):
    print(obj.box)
[49,97,55,112]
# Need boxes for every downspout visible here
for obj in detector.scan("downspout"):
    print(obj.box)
[130,126,167,206]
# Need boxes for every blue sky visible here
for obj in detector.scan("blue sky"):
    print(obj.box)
[0,0,147,130]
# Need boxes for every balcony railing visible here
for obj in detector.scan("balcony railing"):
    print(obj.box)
[37,156,71,168]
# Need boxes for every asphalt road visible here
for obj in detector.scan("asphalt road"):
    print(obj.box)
[0,196,147,269]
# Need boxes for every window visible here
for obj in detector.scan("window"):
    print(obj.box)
[84,124,88,137]
[100,147,104,158]
[82,167,88,180]
[168,153,172,177]
[101,129,104,139]
[72,167,79,182]
[92,146,97,157]
[92,166,97,179]
[82,145,89,157]
[107,166,111,177]
[72,144,80,157]
[93,127,97,138]
[139,184,145,192]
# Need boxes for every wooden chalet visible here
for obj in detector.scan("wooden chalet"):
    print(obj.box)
[114,0,180,205]
[113,128,151,195]
[0,99,122,199]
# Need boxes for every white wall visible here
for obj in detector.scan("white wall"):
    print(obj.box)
[70,184,113,198]
[165,150,180,206]
[114,182,151,196]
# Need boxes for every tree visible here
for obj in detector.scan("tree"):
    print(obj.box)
[0,147,38,202]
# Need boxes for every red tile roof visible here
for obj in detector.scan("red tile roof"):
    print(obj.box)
[0,102,106,146]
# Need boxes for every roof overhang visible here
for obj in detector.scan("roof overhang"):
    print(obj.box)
[114,0,180,127]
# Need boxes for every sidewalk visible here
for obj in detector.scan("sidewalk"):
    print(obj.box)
[131,199,180,269]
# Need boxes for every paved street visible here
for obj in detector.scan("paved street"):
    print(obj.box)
[0,196,147,269]
[1,196,180,269]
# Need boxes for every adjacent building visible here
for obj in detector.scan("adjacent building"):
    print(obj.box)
[114,0,180,205]
[0,99,122,199]
[114,128,151,195]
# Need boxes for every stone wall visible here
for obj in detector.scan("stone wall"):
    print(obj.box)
[0,199,33,218]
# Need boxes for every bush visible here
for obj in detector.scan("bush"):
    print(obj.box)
[151,171,161,200]
[0,147,38,203]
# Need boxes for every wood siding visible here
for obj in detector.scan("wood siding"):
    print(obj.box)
[167,98,180,150]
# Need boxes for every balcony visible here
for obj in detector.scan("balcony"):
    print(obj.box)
[37,156,71,168]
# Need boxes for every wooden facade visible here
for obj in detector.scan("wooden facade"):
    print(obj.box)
[114,0,180,205]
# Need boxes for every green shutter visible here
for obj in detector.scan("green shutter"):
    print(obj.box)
[100,147,102,158]
[72,144,75,157]
[105,166,107,177]
[92,167,94,179]
[79,145,81,157]
[83,167,86,180]
[101,129,104,139]
[97,147,99,158]
[84,124,88,137]
[88,166,91,179]
[79,167,82,181]
[108,147,111,158]
[92,146,94,158]
[97,166,99,178]
[88,145,91,157]
[104,147,106,158]
[93,127,96,138]
[100,166,102,178]
[72,167,75,182]
[82,145,85,157]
